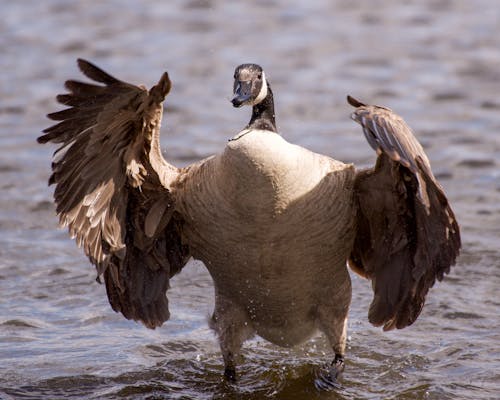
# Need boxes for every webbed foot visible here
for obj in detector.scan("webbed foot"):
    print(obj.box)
[224,366,237,382]
[314,354,344,391]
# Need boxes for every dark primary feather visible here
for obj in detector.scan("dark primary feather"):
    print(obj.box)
[38,59,190,328]
[77,57,120,84]
[347,96,460,331]
[348,95,431,175]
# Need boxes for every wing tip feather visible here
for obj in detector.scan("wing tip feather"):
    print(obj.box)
[37,134,49,144]
[149,71,172,103]
[347,95,366,108]
[76,58,119,85]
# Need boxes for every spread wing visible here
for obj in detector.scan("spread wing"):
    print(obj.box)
[347,95,461,331]
[38,59,190,328]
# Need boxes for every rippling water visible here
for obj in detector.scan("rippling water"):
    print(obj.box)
[1,1,499,399]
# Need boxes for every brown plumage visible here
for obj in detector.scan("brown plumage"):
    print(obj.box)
[39,59,188,328]
[38,60,460,382]
[346,95,460,331]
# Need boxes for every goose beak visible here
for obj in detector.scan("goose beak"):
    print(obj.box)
[231,81,252,107]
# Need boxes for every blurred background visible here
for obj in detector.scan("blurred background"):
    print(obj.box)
[0,1,499,399]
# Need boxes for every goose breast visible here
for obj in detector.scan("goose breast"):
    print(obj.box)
[174,130,357,344]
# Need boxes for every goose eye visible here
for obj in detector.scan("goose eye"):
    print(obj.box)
[257,73,262,80]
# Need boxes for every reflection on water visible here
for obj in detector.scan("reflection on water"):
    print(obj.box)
[1,0,499,399]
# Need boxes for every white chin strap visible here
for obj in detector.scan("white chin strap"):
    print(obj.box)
[252,72,268,105]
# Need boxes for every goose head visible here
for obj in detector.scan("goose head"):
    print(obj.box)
[231,64,269,108]
[231,63,277,133]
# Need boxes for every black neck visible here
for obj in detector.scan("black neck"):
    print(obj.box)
[247,85,277,133]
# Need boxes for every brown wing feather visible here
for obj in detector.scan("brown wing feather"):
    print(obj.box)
[38,59,190,328]
[347,96,460,331]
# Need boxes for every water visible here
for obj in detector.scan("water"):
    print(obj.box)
[1,0,499,398]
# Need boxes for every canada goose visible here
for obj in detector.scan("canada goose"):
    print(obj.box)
[38,60,460,386]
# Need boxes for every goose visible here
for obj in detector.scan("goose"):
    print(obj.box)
[38,59,460,386]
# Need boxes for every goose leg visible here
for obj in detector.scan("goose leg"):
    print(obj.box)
[209,292,254,380]
[316,304,349,389]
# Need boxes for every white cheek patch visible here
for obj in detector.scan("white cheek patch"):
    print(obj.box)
[252,71,268,105]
